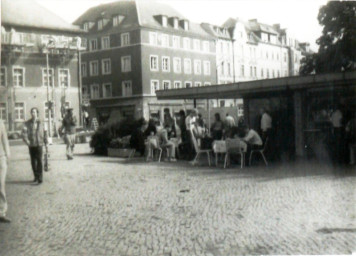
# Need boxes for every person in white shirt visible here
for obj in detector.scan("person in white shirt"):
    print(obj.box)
[185,109,198,130]
[330,105,345,164]
[241,125,263,166]
[260,108,272,140]
[0,120,11,223]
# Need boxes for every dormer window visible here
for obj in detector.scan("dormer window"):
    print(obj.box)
[184,21,189,30]
[113,15,125,27]
[162,16,168,27]
[98,20,103,30]
[83,23,89,32]
[173,18,179,29]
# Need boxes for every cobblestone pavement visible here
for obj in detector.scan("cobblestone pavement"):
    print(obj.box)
[0,143,355,256]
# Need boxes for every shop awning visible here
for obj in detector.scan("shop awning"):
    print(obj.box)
[156,71,356,100]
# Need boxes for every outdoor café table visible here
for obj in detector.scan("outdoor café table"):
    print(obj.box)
[212,139,247,167]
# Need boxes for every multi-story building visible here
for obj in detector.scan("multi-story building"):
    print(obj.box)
[73,0,216,124]
[1,0,84,136]
[201,18,309,110]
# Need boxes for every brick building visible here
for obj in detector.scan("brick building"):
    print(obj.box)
[73,0,216,124]
[1,0,84,136]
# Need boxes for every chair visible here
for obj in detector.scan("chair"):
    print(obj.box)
[249,137,268,166]
[189,129,212,166]
[224,138,245,169]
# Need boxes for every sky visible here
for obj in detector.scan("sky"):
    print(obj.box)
[37,0,328,51]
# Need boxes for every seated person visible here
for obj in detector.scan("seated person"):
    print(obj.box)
[157,124,177,162]
[146,123,177,162]
[129,119,148,156]
[240,125,263,164]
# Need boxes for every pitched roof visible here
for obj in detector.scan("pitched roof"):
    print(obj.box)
[73,0,213,39]
[200,23,232,39]
[1,0,82,33]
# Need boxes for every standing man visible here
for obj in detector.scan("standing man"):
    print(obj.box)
[0,120,11,223]
[61,108,77,160]
[260,107,272,141]
[22,108,48,184]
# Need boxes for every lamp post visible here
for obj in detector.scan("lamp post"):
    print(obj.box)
[44,47,53,140]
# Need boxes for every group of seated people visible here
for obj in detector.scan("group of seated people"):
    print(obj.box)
[129,109,266,165]
[129,117,177,162]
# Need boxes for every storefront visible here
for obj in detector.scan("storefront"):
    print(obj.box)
[156,71,356,158]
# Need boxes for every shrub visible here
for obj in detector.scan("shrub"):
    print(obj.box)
[90,117,139,155]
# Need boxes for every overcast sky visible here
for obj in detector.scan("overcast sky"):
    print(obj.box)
[37,0,328,51]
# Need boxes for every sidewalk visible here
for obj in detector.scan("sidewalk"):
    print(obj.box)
[1,143,355,255]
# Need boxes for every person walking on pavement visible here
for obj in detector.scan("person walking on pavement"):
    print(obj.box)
[0,120,11,223]
[22,108,48,184]
[61,108,77,160]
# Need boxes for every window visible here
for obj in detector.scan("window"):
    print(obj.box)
[285,70,288,76]
[14,103,25,121]
[194,60,201,75]
[91,84,100,99]
[150,80,159,95]
[121,33,130,46]
[163,80,171,90]
[204,82,211,86]
[193,39,200,51]
[98,20,103,30]
[172,36,180,48]
[161,34,169,47]
[150,32,157,45]
[278,70,280,77]
[183,38,190,50]
[184,20,189,30]
[102,59,111,75]
[174,81,181,89]
[203,41,209,52]
[83,23,89,31]
[195,82,201,87]
[184,59,191,74]
[44,101,54,120]
[1,67,6,87]
[203,61,210,75]
[89,39,97,51]
[272,70,275,78]
[240,65,244,77]
[121,56,131,72]
[122,80,132,96]
[150,55,159,71]
[284,53,287,62]
[250,66,253,77]
[173,58,181,73]
[89,61,99,76]
[113,15,124,26]
[59,69,70,88]
[42,68,54,87]
[267,69,270,78]
[261,69,264,78]
[0,103,6,121]
[162,16,168,27]
[101,36,110,49]
[13,67,25,87]
[102,83,112,98]
[81,63,87,77]
[266,51,268,59]
[162,57,170,72]
[184,81,192,88]
[82,85,90,100]
[173,18,179,29]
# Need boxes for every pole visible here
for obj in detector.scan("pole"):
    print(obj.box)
[207,99,211,134]
[7,51,14,131]
[78,50,83,126]
[46,50,52,138]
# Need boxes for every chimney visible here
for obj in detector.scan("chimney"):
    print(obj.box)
[273,24,280,30]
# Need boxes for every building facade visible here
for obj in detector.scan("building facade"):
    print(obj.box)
[74,1,216,124]
[0,0,84,136]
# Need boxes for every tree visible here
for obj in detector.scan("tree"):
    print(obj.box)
[300,1,356,74]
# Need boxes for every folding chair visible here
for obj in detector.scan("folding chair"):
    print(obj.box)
[224,138,245,169]
[249,137,268,166]
[189,129,212,166]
